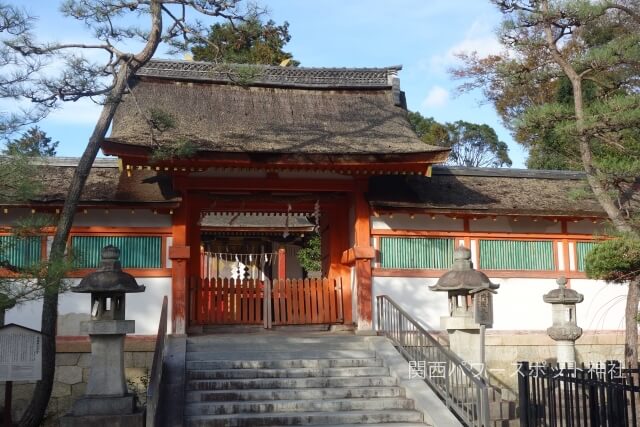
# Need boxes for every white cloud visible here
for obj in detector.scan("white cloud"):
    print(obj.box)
[422,86,450,108]
[428,18,503,73]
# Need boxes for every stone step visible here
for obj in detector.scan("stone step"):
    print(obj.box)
[186,358,384,370]
[187,376,398,391]
[185,409,424,427]
[186,350,375,361]
[186,386,406,402]
[289,425,427,427]
[186,335,367,346]
[491,420,520,427]
[187,367,390,380]
[185,397,416,416]
[187,342,370,352]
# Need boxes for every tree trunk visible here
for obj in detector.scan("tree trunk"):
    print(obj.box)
[17,65,132,427]
[540,0,640,369]
[625,278,639,370]
[18,4,163,425]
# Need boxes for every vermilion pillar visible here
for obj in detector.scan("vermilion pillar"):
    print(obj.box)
[352,179,375,331]
[278,246,287,279]
[170,200,189,335]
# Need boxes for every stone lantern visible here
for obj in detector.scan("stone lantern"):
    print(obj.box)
[61,245,145,427]
[543,277,583,366]
[430,246,499,365]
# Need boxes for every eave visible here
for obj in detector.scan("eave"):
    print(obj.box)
[102,140,450,175]
[368,201,608,220]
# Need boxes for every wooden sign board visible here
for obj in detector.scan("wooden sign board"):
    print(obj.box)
[0,324,42,382]
[473,289,494,327]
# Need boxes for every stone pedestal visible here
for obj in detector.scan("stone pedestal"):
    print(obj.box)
[555,340,576,365]
[442,315,481,364]
[61,319,142,426]
[82,320,134,396]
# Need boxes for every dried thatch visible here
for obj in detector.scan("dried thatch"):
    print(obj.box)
[107,65,447,156]
[368,167,615,216]
[16,158,178,205]
[5,157,625,219]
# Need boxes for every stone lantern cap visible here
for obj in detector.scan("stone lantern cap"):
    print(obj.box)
[429,246,499,292]
[72,245,145,294]
[543,277,583,304]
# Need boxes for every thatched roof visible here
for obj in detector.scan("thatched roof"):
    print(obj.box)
[2,157,622,219]
[8,157,179,206]
[106,59,448,157]
[368,166,613,217]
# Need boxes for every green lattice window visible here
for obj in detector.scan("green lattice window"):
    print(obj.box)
[380,237,454,269]
[0,235,41,269]
[576,241,597,272]
[479,240,555,271]
[71,236,162,269]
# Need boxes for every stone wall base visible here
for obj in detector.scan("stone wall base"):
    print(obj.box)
[484,330,628,397]
[60,410,144,427]
[0,336,154,426]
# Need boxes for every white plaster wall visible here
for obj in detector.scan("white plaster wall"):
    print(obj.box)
[5,277,172,336]
[489,278,557,330]
[371,214,464,231]
[470,217,562,233]
[0,209,171,228]
[572,278,628,331]
[372,277,447,331]
[373,276,627,333]
[567,219,606,235]
[0,208,37,226]
[70,210,172,227]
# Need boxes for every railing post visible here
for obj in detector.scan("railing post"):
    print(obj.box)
[480,386,490,427]
[518,361,531,427]
[397,308,404,346]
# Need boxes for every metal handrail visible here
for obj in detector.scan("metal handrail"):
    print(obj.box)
[376,295,490,427]
[146,295,168,427]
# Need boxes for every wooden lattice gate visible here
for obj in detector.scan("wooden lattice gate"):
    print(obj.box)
[190,277,344,328]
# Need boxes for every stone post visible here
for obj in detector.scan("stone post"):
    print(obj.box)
[543,277,584,366]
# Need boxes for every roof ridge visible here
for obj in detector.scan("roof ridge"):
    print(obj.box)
[136,59,402,89]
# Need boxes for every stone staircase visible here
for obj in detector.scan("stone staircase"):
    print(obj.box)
[183,334,428,427]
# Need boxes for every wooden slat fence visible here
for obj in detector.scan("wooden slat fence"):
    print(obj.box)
[195,278,265,325]
[191,277,343,328]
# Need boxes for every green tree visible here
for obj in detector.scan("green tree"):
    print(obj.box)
[297,234,321,274]
[408,111,450,146]
[408,112,512,167]
[0,3,47,140]
[3,126,58,156]
[2,1,259,425]
[455,0,640,367]
[191,15,298,65]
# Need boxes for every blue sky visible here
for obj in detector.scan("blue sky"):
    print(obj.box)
[24,0,528,167]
